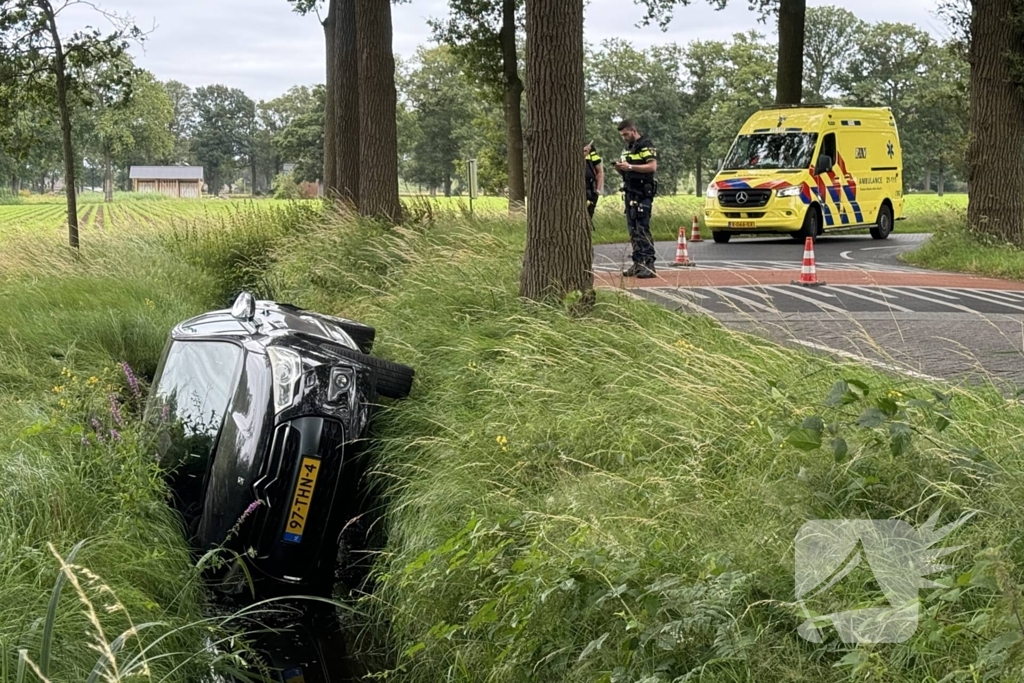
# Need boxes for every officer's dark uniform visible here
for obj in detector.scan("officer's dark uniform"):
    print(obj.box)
[620,136,658,275]
[585,145,602,218]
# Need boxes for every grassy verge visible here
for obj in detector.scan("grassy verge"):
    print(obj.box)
[5,195,1024,681]
[902,216,1024,281]
[259,208,1020,681]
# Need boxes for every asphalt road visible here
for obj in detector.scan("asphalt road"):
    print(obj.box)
[595,232,1024,391]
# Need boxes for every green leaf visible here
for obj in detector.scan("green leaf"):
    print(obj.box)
[831,438,849,463]
[857,408,886,429]
[468,600,499,629]
[802,416,825,432]
[578,632,610,662]
[825,380,850,407]
[403,642,426,659]
[847,379,870,398]
[889,423,912,457]
[878,397,900,418]
[786,428,822,452]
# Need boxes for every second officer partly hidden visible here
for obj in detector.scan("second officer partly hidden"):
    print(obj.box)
[613,119,658,278]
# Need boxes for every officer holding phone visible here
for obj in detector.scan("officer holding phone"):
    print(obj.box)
[613,119,658,279]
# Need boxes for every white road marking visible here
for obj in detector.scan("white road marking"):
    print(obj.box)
[907,287,959,301]
[897,288,983,314]
[763,286,851,314]
[650,288,717,316]
[949,289,1024,313]
[713,288,778,313]
[835,286,914,313]
[840,251,854,261]
[789,339,943,382]
[860,246,902,251]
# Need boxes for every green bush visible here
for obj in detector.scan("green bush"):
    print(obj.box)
[273,172,302,200]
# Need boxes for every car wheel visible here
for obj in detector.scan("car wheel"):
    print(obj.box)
[331,346,415,400]
[712,231,731,244]
[870,203,893,240]
[794,206,820,242]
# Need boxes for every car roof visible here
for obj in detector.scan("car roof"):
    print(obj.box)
[172,299,359,350]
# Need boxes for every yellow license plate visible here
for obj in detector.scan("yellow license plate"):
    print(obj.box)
[728,221,756,228]
[283,456,321,544]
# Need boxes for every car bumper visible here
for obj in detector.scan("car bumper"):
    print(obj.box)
[703,197,806,232]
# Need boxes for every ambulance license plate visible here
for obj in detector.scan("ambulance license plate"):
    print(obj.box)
[283,456,322,544]
[728,221,755,228]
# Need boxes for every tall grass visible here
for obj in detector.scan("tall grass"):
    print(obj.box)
[5,195,1024,681]
[902,210,1024,280]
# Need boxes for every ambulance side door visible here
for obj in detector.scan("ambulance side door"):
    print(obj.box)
[839,127,877,227]
[875,127,901,223]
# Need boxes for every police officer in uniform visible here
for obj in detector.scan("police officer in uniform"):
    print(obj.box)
[613,120,658,278]
[584,141,603,219]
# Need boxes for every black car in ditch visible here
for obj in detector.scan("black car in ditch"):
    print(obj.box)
[145,292,414,600]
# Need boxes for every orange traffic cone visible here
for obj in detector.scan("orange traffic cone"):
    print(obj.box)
[791,236,825,286]
[672,225,695,267]
[690,216,703,242]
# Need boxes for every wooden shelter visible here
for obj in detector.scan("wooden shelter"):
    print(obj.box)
[130,166,204,198]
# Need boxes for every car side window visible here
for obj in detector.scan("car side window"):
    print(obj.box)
[821,133,837,164]
[148,341,244,466]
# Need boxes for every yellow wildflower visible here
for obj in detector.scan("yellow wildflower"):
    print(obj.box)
[88,376,100,385]
[52,385,64,394]
[496,435,509,452]
[145,299,155,309]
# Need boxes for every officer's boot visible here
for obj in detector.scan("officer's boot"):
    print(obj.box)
[636,263,656,279]
[622,263,639,277]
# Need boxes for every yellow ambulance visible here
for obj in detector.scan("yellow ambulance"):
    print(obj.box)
[704,105,904,243]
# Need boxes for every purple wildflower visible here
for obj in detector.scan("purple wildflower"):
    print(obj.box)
[121,362,141,400]
[160,403,170,424]
[109,394,124,426]
[81,437,90,446]
[224,499,263,542]
[109,429,121,442]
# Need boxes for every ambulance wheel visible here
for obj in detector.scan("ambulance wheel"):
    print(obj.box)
[871,203,893,240]
[794,206,821,242]
[712,231,731,244]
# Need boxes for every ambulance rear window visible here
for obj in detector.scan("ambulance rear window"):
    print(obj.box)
[724,133,819,171]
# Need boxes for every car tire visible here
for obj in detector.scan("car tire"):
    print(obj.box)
[330,346,415,400]
[870,203,893,240]
[712,231,731,244]
[338,321,376,355]
[794,206,820,242]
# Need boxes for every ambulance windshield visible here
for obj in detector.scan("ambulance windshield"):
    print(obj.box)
[723,133,819,171]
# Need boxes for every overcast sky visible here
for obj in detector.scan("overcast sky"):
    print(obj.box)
[59,0,950,102]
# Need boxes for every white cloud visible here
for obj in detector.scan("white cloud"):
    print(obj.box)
[56,0,948,101]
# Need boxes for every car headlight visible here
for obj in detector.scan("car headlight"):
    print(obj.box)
[706,184,719,199]
[776,186,802,198]
[267,347,302,413]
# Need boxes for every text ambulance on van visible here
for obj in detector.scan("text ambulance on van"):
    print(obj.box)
[703,106,904,244]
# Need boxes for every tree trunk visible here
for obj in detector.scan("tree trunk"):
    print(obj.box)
[923,168,931,192]
[695,157,704,197]
[11,176,19,194]
[501,0,526,213]
[967,0,1024,243]
[444,173,452,197]
[322,1,339,197]
[104,144,114,203]
[519,0,592,302]
[938,171,946,196]
[354,0,401,222]
[775,0,806,105]
[53,44,78,247]
[251,156,258,196]
[336,0,360,205]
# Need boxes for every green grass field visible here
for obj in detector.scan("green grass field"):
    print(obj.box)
[0,192,970,248]
[4,198,1024,681]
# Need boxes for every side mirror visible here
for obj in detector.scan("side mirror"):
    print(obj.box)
[815,154,833,175]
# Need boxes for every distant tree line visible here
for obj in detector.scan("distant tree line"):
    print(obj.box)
[1,5,968,209]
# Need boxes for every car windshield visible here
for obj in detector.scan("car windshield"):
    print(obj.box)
[147,340,243,466]
[723,133,819,170]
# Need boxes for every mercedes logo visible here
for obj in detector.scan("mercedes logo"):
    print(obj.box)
[736,191,748,205]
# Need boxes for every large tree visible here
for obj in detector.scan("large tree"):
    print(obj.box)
[0,0,141,248]
[965,0,1024,243]
[519,0,591,302]
[162,80,196,164]
[192,85,255,196]
[802,6,866,102]
[355,0,401,221]
[638,0,803,104]
[277,85,326,185]
[431,0,527,212]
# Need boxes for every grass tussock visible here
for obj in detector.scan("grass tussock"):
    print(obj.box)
[4,194,1024,681]
[902,210,1024,281]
